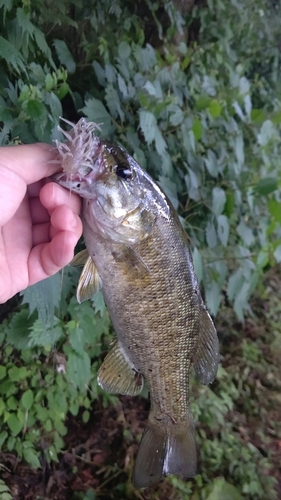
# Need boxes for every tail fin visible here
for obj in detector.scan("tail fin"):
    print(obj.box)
[133,421,196,489]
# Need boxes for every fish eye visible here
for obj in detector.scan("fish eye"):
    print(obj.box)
[115,162,133,181]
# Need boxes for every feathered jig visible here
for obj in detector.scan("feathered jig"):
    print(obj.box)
[55,117,101,178]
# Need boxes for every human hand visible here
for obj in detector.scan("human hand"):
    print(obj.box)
[0,143,82,304]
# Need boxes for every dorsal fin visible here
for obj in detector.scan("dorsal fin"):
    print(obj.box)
[193,305,220,385]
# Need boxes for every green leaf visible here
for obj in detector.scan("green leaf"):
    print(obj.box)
[56,81,70,100]
[67,351,92,390]
[257,120,276,146]
[217,215,229,246]
[205,149,218,178]
[154,128,167,156]
[195,94,210,111]
[117,73,128,98]
[272,110,281,125]
[118,40,131,59]
[225,191,235,217]
[105,84,124,120]
[82,410,90,423]
[139,109,157,145]
[7,414,23,436]
[53,39,76,74]
[268,199,281,223]
[16,7,35,36]
[237,221,254,246]
[92,292,106,316]
[81,98,112,136]
[205,280,221,316]
[0,365,6,380]
[33,26,53,64]
[0,431,8,450]
[206,477,242,500]
[206,221,217,248]
[7,396,17,410]
[85,489,96,500]
[255,177,278,196]
[0,431,8,449]
[209,99,222,118]
[250,108,266,124]
[274,245,281,263]
[45,73,54,91]
[10,310,30,345]
[0,397,5,416]
[26,100,46,119]
[212,187,226,216]
[0,36,26,73]
[168,104,184,126]
[21,390,34,411]
[8,366,29,382]
[192,118,203,140]
[93,61,106,86]
[256,250,268,269]
[27,319,63,348]
[21,272,62,329]
[23,446,41,469]
[68,322,86,354]
[227,268,244,301]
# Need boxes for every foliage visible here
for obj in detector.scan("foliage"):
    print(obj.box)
[0,0,280,499]
[0,270,112,469]
[0,479,13,500]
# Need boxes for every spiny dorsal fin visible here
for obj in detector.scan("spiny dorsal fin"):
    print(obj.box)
[97,341,144,396]
[193,305,220,385]
[77,256,102,303]
[71,248,89,266]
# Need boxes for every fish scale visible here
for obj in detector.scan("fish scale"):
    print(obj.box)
[54,118,220,488]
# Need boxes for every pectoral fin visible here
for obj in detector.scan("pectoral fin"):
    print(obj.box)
[112,246,151,276]
[71,248,89,266]
[77,256,102,303]
[97,341,144,396]
[193,305,220,385]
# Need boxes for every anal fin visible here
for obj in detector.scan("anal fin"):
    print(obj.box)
[97,341,144,396]
[193,305,220,385]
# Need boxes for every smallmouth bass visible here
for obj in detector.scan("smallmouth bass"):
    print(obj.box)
[54,118,220,488]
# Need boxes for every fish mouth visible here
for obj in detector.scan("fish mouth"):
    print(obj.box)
[52,145,106,196]
[52,169,98,197]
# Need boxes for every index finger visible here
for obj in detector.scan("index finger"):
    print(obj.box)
[0,143,60,185]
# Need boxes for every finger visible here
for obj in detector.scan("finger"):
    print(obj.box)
[0,143,60,185]
[32,205,82,245]
[27,180,45,198]
[29,198,50,224]
[28,230,79,283]
[40,182,82,215]
[0,166,27,224]
[32,222,50,246]
[50,204,82,233]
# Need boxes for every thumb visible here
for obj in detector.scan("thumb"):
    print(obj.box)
[0,165,26,225]
[0,143,59,185]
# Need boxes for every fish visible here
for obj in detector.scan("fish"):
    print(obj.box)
[53,118,220,488]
